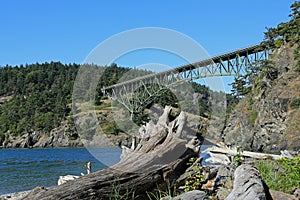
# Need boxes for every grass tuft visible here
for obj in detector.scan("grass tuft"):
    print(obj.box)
[255,155,300,194]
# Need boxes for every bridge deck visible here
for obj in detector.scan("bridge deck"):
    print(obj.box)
[102,43,267,91]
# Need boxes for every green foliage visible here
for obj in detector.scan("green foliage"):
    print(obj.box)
[34,112,57,133]
[231,1,300,100]
[256,156,300,194]
[290,98,300,109]
[0,132,5,143]
[132,113,149,126]
[101,121,120,135]
[264,1,300,70]
[0,62,135,138]
[226,94,240,114]
[274,38,284,48]
[101,96,109,100]
[109,179,136,200]
[0,62,78,136]
[106,122,120,135]
[254,81,267,91]
[230,76,252,97]
[260,60,278,81]
[0,60,238,141]
[233,147,244,167]
[248,109,258,126]
[264,14,299,47]
[146,185,177,200]
[231,60,277,98]
[129,81,214,126]
[184,157,205,192]
[68,133,79,140]
[0,61,230,140]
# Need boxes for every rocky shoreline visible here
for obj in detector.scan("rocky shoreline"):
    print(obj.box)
[9,106,298,200]
[2,161,299,200]
[0,131,82,149]
[0,190,31,200]
[0,128,134,149]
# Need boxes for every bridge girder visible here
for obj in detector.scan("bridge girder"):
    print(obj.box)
[102,44,271,114]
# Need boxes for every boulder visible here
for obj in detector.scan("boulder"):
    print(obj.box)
[57,175,80,185]
[173,190,208,200]
[270,190,298,200]
[225,164,270,200]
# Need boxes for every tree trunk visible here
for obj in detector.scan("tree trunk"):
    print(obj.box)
[24,106,201,200]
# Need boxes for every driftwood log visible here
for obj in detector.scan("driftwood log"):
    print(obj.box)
[225,164,271,200]
[24,106,200,200]
[202,143,288,165]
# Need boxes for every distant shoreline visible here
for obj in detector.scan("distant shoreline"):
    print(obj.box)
[0,138,216,149]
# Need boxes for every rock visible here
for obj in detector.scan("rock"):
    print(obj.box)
[214,165,235,199]
[1,120,83,148]
[216,165,235,177]
[280,150,294,159]
[270,190,298,200]
[25,187,47,196]
[222,45,300,152]
[225,164,270,200]
[173,190,209,200]
[185,137,201,154]
[293,188,300,199]
[205,153,231,165]
[58,175,80,185]
[201,179,216,191]
[206,166,219,180]
[0,190,31,200]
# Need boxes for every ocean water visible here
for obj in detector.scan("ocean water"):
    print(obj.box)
[0,147,121,194]
[0,145,211,195]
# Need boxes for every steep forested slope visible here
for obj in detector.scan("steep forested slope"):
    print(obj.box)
[0,61,230,148]
[0,62,133,147]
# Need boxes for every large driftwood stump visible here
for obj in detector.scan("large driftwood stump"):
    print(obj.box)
[24,106,200,200]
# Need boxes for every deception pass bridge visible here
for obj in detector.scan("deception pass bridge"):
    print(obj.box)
[102,43,271,114]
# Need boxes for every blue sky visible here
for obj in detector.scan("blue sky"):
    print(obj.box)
[0,0,295,91]
[0,0,294,66]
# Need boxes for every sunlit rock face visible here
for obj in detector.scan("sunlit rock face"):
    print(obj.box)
[223,45,300,152]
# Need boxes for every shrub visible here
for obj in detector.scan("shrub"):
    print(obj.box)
[184,157,205,192]
[248,109,258,126]
[233,147,244,167]
[68,133,79,140]
[109,179,136,200]
[104,121,120,135]
[274,38,284,48]
[256,156,300,194]
[290,98,300,109]
[0,133,5,144]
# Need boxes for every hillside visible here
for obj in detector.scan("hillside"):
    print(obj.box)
[223,2,300,152]
[223,44,300,152]
[0,63,135,147]
[3,2,298,150]
[0,61,232,148]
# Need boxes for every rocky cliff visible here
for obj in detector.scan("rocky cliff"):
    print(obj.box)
[0,120,83,148]
[223,44,300,152]
[0,99,135,148]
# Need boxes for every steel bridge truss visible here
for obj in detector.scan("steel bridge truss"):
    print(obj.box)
[102,44,271,114]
